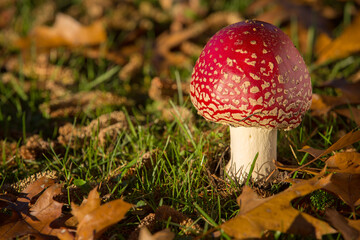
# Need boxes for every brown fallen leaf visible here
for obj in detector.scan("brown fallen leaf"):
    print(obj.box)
[335,107,360,126]
[247,0,330,33]
[323,173,360,209]
[0,211,36,239]
[298,145,326,158]
[310,93,347,116]
[220,175,336,239]
[315,32,332,56]
[325,209,359,240]
[23,184,64,235]
[326,152,360,174]
[294,130,360,173]
[72,193,132,239]
[317,13,360,64]
[15,13,107,49]
[71,187,101,224]
[320,78,360,104]
[139,227,175,240]
[0,177,64,239]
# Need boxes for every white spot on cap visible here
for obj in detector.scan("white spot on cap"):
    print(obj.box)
[235,49,248,54]
[269,62,274,71]
[261,81,270,90]
[278,75,285,84]
[250,73,260,80]
[244,58,256,66]
[264,92,271,99]
[250,86,260,93]
[275,55,283,64]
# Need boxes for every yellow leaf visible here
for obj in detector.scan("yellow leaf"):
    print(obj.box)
[317,14,360,64]
[75,198,132,239]
[221,175,336,239]
[14,13,106,49]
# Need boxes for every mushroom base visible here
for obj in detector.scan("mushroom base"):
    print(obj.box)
[226,126,277,182]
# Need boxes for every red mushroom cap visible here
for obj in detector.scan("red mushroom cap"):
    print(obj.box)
[190,20,312,130]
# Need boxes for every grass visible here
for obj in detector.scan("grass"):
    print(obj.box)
[1,0,360,239]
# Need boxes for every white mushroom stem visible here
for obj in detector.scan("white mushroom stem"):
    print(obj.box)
[226,126,277,182]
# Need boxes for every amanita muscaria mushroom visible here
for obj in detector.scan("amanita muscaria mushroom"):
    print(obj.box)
[190,20,312,182]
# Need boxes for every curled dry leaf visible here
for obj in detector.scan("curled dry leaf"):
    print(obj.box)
[335,107,360,126]
[320,78,360,104]
[317,13,360,64]
[139,227,175,240]
[294,130,360,174]
[323,173,360,210]
[58,111,127,148]
[0,177,64,239]
[298,145,325,158]
[310,93,345,116]
[40,91,128,118]
[221,175,336,239]
[325,209,360,240]
[326,152,360,174]
[25,184,64,235]
[15,13,107,49]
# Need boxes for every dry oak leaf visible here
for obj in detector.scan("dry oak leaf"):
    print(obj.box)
[24,184,64,235]
[295,130,360,173]
[66,187,132,239]
[139,227,175,240]
[335,107,360,126]
[71,187,101,224]
[325,209,360,240]
[320,78,360,104]
[15,13,106,49]
[323,173,360,210]
[317,13,360,64]
[220,175,336,239]
[0,178,64,239]
[326,152,360,174]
